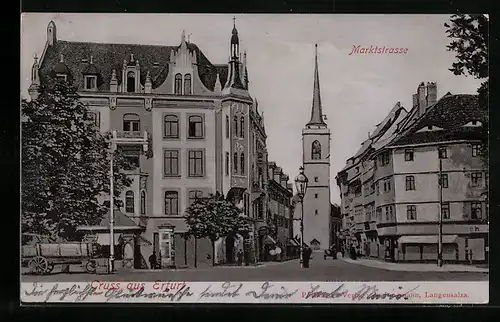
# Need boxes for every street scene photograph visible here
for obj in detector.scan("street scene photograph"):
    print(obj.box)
[20,13,488,290]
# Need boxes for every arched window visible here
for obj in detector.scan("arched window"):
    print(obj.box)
[225,152,229,176]
[233,152,238,174]
[225,115,229,139]
[233,116,238,136]
[312,140,322,160]
[174,73,182,94]
[125,191,134,213]
[188,190,203,205]
[164,115,179,138]
[140,191,146,215]
[188,115,203,138]
[240,116,245,138]
[240,153,245,175]
[184,74,192,95]
[127,71,135,92]
[123,113,140,132]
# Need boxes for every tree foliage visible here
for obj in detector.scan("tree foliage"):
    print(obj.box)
[445,14,489,167]
[185,193,247,241]
[22,79,135,241]
[185,193,247,265]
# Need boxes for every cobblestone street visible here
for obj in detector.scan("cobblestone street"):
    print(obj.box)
[22,255,488,283]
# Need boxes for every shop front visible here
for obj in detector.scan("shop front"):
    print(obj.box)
[77,208,145,270]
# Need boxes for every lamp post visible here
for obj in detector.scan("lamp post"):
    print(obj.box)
[108,129,149,273]
[437,156,443,267]
[294,166,308,268]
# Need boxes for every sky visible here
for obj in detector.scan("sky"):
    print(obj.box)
[20,14,483,204]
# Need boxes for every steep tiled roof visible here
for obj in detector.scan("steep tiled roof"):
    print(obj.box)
[340,104,406,172]
[99,209,139,228]
[390,94,486,146]
[39,40,228,92]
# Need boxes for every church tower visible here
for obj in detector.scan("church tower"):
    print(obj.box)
[302,44,331,250]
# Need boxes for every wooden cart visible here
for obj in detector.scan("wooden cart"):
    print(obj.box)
[22,240,100,275]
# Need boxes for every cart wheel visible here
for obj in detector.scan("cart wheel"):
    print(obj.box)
[29,256,48,275]
[46,264,55,273]
[85,260,97,274]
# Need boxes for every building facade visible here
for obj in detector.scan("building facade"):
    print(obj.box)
[29,20,275,268]
[295,44,332,251]
[330,203,342,252]
[266,162,294,260]
[336,82,488,263]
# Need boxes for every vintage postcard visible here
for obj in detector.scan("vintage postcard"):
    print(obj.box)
[20,13,489,304]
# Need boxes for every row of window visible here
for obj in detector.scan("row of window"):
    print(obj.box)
[225,115,246,139]
[67,71,194,94]
[364,172,487,196]
[374,202,485,221]
[224,152,246,176]
[273,215,291,229]
[269,190,291,207]
[404,144,482,162]
[404,172,487,191]
[164,189,204,216]
[164,115,204,139]
[164,149,204,177]
[124,190,147,214]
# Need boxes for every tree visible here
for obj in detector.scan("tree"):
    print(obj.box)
[445,14,489,166]
[22,79,136,241]
[185,193,247,266]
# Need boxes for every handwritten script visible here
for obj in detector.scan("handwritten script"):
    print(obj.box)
[22,281,469,303]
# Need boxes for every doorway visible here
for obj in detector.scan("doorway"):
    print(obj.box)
[226,234,235,263]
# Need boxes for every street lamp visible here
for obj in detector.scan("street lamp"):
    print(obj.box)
[294,166,308,268]
[108,129,149,273]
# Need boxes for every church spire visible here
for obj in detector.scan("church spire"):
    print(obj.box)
[306,44,326,127]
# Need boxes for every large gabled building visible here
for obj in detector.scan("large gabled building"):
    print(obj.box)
[28,20,272,269]
[337,82,488,264]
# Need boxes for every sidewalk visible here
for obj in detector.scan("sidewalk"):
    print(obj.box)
[133,259,295,273]
[340,257,489,273]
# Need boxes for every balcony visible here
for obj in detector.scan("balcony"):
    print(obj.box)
[113,130,149,145]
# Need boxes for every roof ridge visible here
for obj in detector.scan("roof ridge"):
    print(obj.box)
[58,39,177,48]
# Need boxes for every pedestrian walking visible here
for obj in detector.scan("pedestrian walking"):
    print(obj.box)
[302,246,313,268]
[149,253,157,269]
[237,249,243,266]
[350,245,357,260]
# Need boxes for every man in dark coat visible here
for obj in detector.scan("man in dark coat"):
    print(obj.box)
[350,245,357,260]
[302,246,313,268]
[149,253,157,269]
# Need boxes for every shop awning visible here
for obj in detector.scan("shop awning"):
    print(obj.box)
[398,235,458,244]
[264,235,276,245]
[96,233,121,245]
[288,239,299,247]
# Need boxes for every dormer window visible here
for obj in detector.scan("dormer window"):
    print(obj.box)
[56,74,67,82]
[127,71,136,92]
[84,75,97,90]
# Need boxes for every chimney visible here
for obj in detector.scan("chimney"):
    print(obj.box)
[418,82,426,116]
[426,82,437,107]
